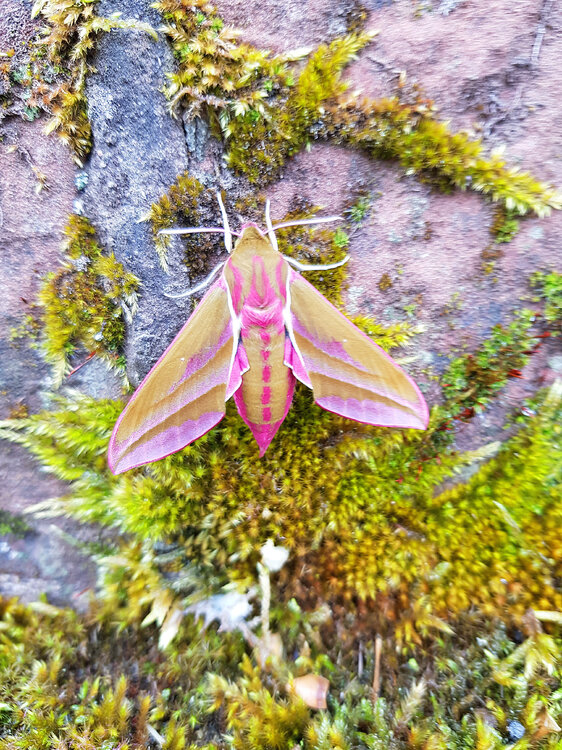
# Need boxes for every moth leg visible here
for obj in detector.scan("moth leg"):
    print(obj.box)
[265,198,279,253]
[158,227,241,238]
[216,192,233,253]
[165,261,226,298]
[272,215,343,231]
[283,255,350,272]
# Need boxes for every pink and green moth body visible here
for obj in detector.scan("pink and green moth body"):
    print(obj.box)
[108,201,428,474]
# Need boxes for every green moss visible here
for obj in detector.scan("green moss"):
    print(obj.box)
[1,577,562,750]
[155,0,561,218]
[530,270,562,330]
[154,0,302,133]
[490,204,521,243]
[0,594,243,748]
[439,309,537,421]
[146,172,221,272]
[0,510,32,537]
[224,32,375,183]
[38,214,139,385]
[346,192,373,224]
[330,100,561,217]
[1,327,558,638]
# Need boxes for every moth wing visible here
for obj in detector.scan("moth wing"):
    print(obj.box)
[108,279,243,474]
[285,271,428,429]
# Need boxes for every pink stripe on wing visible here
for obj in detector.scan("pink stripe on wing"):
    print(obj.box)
[284,336,312,388]
[110,410,224,474]
[298,352,420,410]
[226,345,249,400]
[114,368,230,458]
[291,315,366,371]
[171,323,233,393]
[317,395,426,430]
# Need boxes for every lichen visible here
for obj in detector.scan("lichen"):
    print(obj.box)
[38,214,139,385]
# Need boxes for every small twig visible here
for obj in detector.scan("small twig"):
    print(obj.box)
[258,562,271,641]
[372,634,383,700]
[66,351,95,378]
[357,639,364,677]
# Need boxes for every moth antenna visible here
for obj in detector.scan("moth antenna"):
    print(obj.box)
[216,192,233,253]
[164,261,226,298]
[265,198,279,252]
[283,255,350,272]
[272,215,343,231]
[158,227,241,237]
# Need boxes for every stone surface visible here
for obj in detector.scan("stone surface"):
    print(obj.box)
[83,0,192,385]
[1,0,561,606]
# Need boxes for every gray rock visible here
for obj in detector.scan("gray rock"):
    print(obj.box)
[83,0,191,385]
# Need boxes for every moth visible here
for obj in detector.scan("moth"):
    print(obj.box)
[108,196,428,474]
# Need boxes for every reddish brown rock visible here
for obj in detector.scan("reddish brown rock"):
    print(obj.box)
[1,0,561,606]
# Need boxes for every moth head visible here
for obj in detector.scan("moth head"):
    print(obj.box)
[238,222,268,242]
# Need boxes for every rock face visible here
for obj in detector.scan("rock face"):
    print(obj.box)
[83,0,190,385]
[1,0,561,605]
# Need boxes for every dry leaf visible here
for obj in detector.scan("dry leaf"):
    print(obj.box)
[158,606,184,650]
[142,589,174,628]
[289,674,329,709]
[532,708,561,741]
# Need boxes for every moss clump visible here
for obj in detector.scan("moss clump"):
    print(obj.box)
[0,594,244,748]
[378,273,393,291]
[530,270,562,331]
[38,214,139,384]
[224,32,375,183]
[1,320,557,634]
[329,99,561,217]
[155,0,561,217]
[439,309,537,422]
[154,0,304,130]
[146,172,225,273]
[490,204,521,243]
[207,615,562,749]
[1,592,562,750]
[0,510,33,537]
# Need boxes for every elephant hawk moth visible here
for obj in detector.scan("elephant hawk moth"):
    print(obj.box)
[108,197,428,474]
